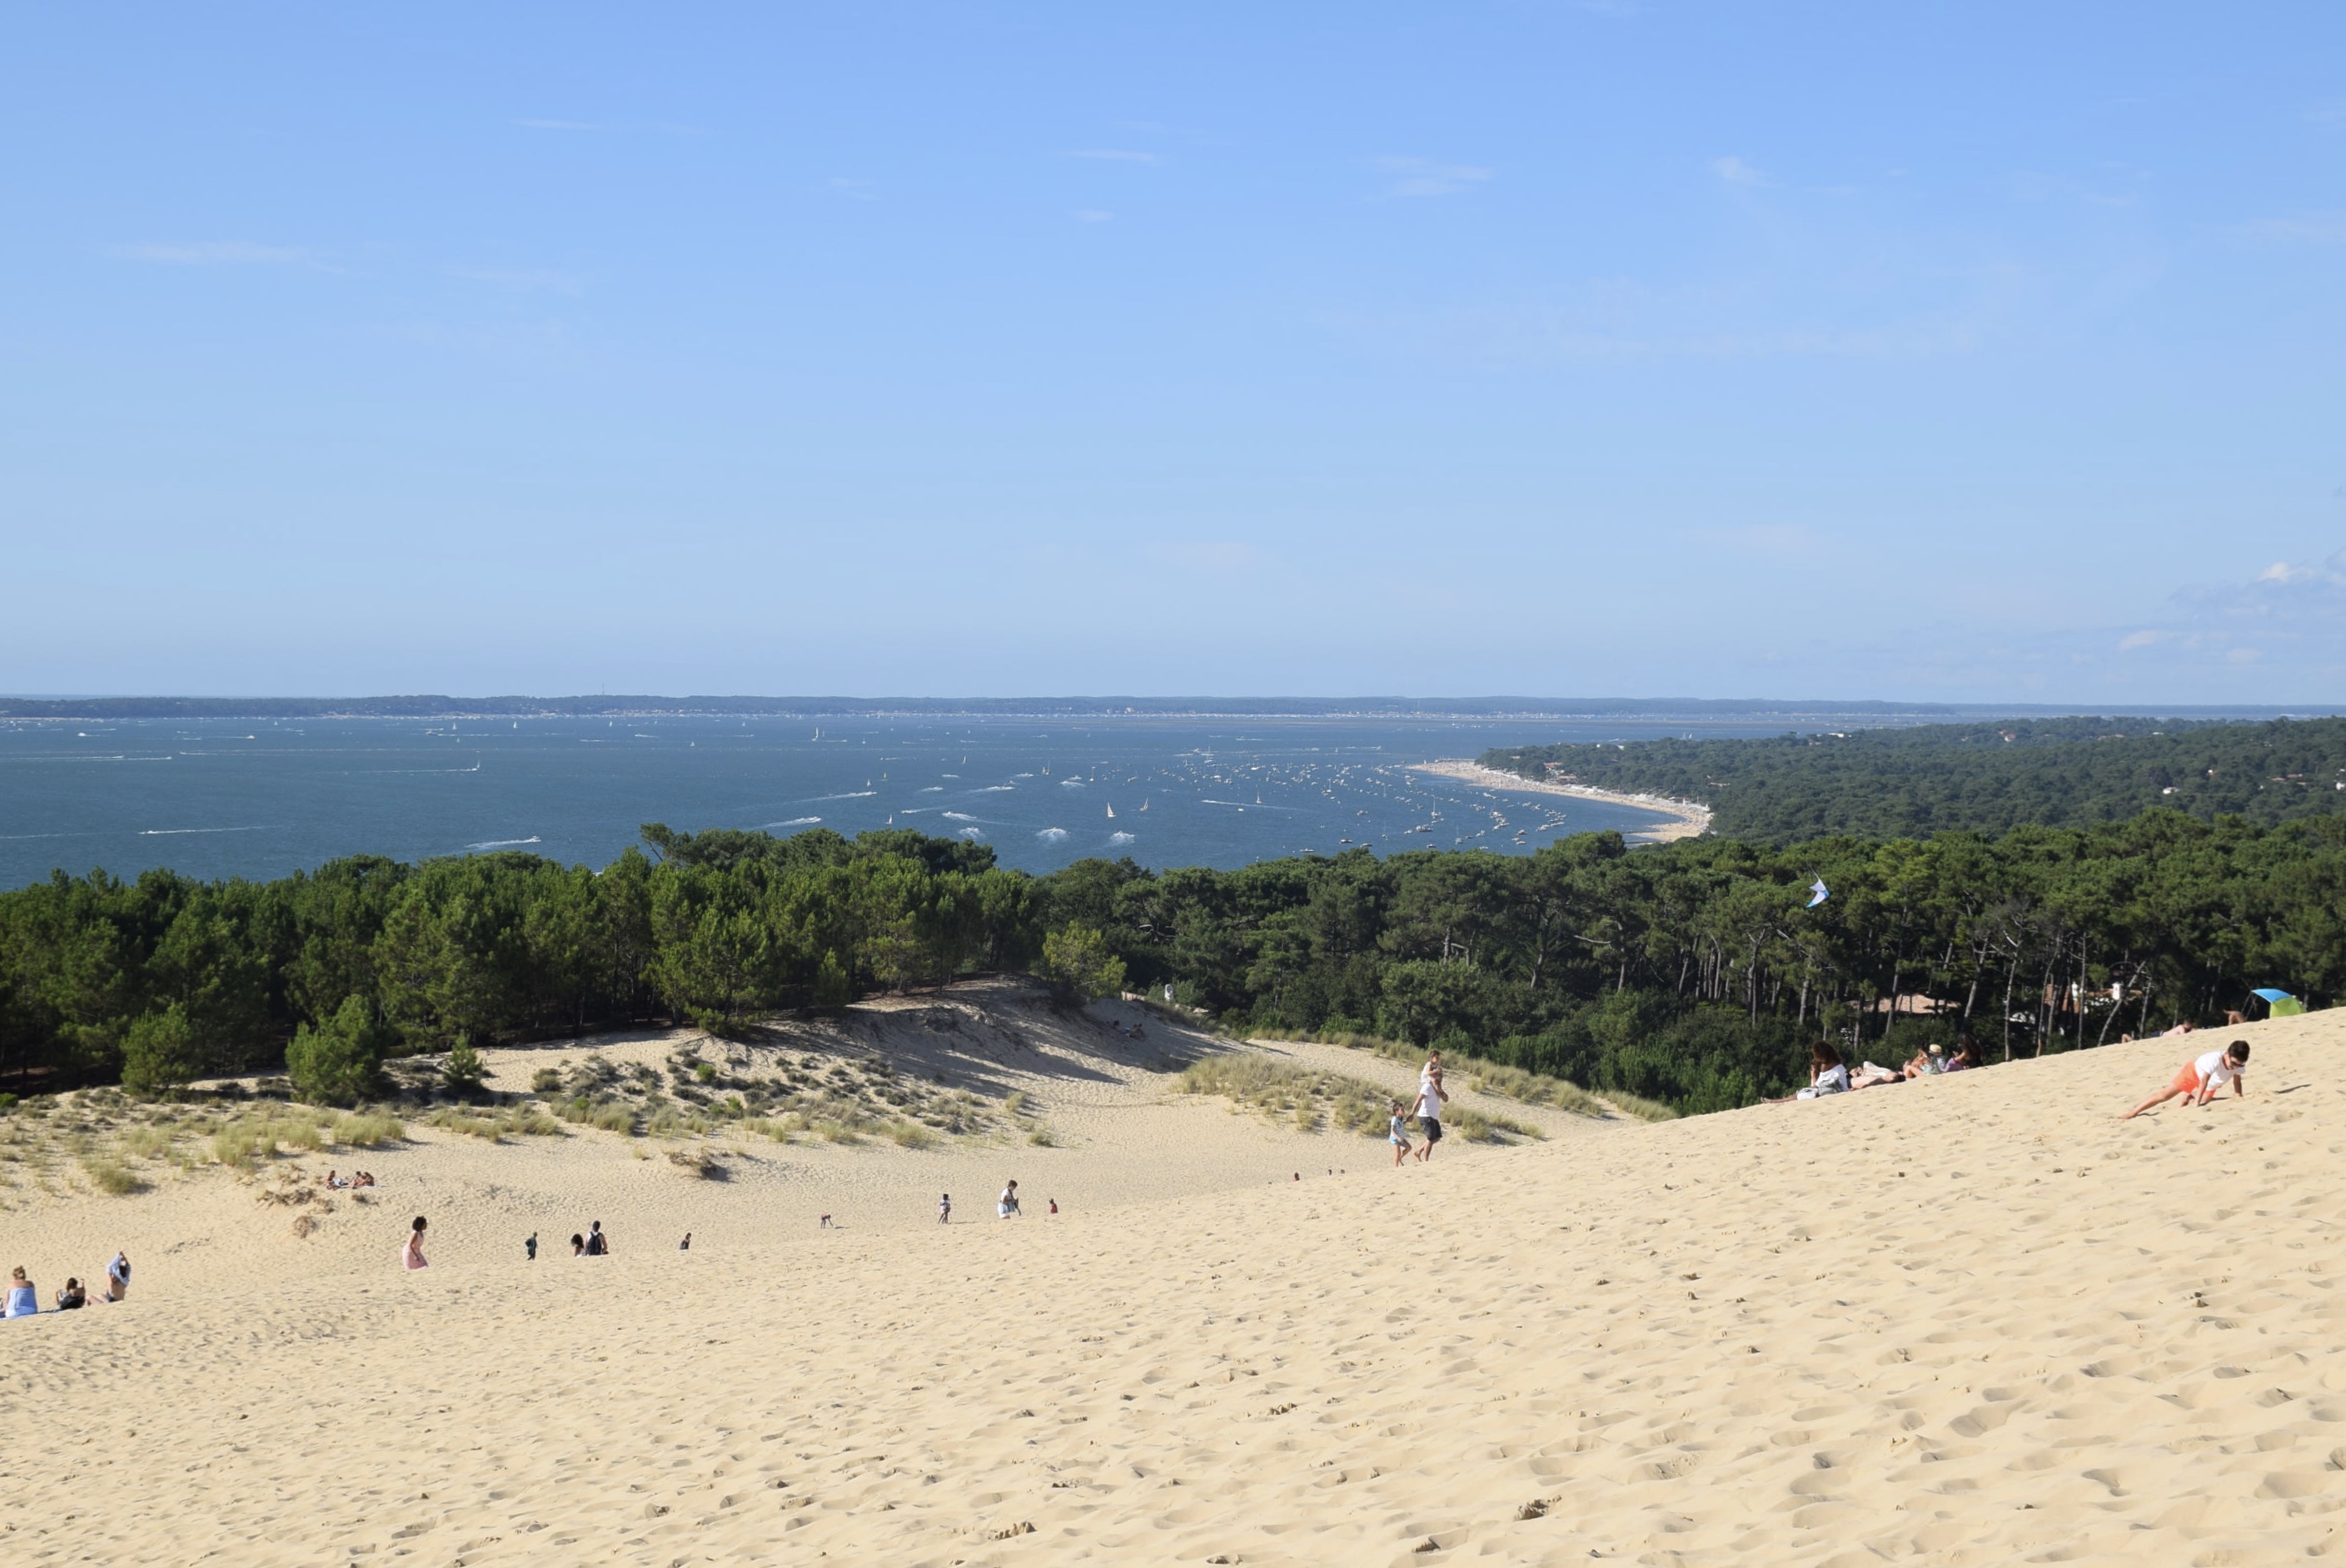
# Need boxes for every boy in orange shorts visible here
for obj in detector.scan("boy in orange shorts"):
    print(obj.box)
[2123,1040,2249,1119]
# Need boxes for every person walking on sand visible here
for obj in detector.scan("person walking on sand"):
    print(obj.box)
[104,1250,130,1302]
[999,1180,1022,1218]
[2124,1040,2249,1119]
[1388,1098,1415,1166]
[525,1232,538,1262]
[1413,1068,1448,1162]
[939,1192,952,1224]
[402,1216,429,1271]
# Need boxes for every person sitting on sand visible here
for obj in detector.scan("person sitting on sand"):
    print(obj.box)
[105,1251,130,1302]
[570,1232,585,1257]
[1770,1042,1851,1102]
[2124,1040,2249,1119]
[999,1180,1021,1218]
[1903,1044,1944,1079]
[1388,1099,1415,1166]
[1943,1039,1980,1073]
[402,1216,429,1271]
[55,1277,86,1311]
[6,1267,35,1318]
[679,1232,691,1252]
[1048,1197,1058,1214]
[585,1221,607,1257]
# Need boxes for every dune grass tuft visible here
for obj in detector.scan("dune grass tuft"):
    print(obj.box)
[1177,1055,1390,1136]
[82,1157,143,1195]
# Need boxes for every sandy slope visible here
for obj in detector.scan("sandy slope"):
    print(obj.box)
[3,1008,2341,1566]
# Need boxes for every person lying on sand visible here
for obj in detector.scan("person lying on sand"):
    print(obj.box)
[2124,1041,2249,1119]
[1388,1099,1415,1166]
[1849,1060,1905,1089]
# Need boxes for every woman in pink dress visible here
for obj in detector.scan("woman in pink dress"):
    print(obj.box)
[402,1215,429,1270]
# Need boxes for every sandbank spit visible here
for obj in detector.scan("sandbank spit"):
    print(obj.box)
[1412,759,1713,842]
[3,1003,2342,1566]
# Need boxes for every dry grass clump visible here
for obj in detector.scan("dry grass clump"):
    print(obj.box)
[558,1098,639,1135]
[425,1105,565,1142]
[81,1157,143,1195]
[331,1110,406,1147]
[1177,1055,1390,1136]
[664,1146,725,1178]
[1446,1107,1543,1144]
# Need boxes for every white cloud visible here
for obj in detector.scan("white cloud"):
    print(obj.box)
[1068,148,1160,163]
[106,241,306,266]
[450,267,583,296]
[2236,211,2346,246]
[1145,540,1263,575]
[1376,157,1492,198]
[1696,524,1819,556]
[1711,155,1768,187]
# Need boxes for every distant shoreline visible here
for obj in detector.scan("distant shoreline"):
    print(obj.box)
[1412,759,1713,843]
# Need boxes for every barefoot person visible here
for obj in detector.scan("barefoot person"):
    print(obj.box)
[5,1266,37,1318]
[998,1179,1022,1218]
[1413,1068,1448,1162]
[104,1250,130,1302]
[1388,1099,1415,1166]
[402,1215,430,1271]
[2124,1040,2249,1119]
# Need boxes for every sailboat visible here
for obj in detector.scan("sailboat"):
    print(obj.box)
[1139,799,1148,812]
[1106,803,1116,819]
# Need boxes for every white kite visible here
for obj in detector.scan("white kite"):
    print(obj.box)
[1806,878,1830,908]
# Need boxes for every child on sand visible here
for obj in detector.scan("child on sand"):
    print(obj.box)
[939,1193,951,1224]
[999,1180,1021,1218]
[402,1216,429,1271]
[1388,1099,1414,1166]
[2124,1040,2249,1119]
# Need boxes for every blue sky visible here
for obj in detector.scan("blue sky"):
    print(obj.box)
[5,3,2344,703]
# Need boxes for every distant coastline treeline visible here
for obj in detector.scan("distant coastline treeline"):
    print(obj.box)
[0,694,1994,721]
[7,694,2332,729]
[3,810,2338,1114]
[1482,716,2346,841]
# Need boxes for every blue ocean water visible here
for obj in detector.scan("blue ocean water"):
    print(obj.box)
[0,714,1786,890]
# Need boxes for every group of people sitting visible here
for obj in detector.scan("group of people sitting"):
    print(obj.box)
[1773,1038,1982,1101]
[321,1170,377,1189]
[5,1252,131,1317]
[1109,1020,1148,1041]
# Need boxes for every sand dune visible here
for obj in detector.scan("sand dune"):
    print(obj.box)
[2,1004,2339,1565]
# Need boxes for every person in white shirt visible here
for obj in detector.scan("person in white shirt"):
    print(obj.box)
[2124,1040,2249,1119]
[1413,1056,1449,1162]
[998,1180,1022,1218]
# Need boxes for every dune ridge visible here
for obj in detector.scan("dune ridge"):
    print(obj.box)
[2,1009,2339,1565]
